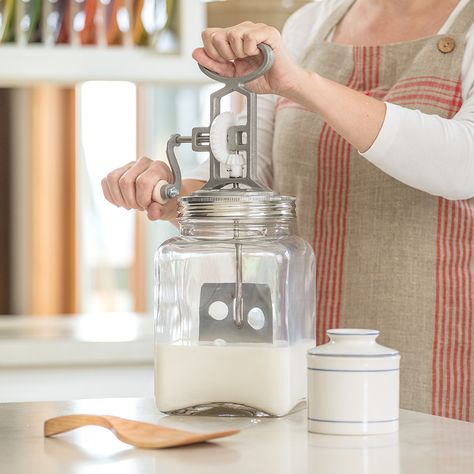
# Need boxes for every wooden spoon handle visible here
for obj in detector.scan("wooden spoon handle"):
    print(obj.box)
[44,414,241,449]
[44,414,112,437]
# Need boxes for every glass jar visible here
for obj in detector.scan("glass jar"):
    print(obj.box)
[154,192,316,417]
[0,0,15,43]
[102,0,132,46]
[43,0,70,45]
[17,0,42,44]
[71,0,98,45]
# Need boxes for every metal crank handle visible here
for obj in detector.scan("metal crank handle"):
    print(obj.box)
[198,43,274,87]
[152,134,191,204]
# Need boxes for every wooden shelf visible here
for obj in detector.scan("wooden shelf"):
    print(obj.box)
[0,0,207,86]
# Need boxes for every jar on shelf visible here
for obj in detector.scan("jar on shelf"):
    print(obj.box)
[132,0,153,45]
[102,0,132,46]
[154,192,316,417]
[131,0,177,49]
[17,0,42,44]
[0,0,15,43]
[43,0,70,45]
[71,0,98,45]
[150,0,178,53]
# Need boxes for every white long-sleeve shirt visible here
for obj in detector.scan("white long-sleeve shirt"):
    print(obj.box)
[185,0,474,200]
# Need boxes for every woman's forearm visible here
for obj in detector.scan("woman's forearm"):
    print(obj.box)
[285,70,474,200]
[286,70,387,152]
[361,103,474,200]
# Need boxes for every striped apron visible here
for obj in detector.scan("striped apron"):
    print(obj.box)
[273,0,474,421]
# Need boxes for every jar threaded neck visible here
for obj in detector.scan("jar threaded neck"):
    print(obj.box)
[177,190,296,224]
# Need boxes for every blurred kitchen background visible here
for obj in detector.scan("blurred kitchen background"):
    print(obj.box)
[0,0,309,402]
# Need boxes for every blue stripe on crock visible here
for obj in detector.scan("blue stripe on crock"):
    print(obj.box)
[307,367,399,373]
[307,352,399,358]
[326,330,380,336]
[308,417,399,424]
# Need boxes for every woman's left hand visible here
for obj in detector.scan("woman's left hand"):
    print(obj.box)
[192,22,305,96]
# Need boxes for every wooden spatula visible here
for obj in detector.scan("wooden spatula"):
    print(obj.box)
[44,414,240,449]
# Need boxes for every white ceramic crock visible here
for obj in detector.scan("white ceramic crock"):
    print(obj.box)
[307,329,400,435]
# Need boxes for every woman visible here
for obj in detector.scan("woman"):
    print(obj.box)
[102,0,474,421]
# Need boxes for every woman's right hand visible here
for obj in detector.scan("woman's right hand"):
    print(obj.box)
[193,21,305,97]
[101,157,177,221]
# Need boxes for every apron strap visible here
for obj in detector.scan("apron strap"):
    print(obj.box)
[312,0,357,43]
[445,0,474,37]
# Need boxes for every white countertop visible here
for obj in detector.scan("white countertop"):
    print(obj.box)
[1,397,473,474]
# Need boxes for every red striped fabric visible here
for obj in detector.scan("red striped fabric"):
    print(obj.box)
[313,49,470,419]
[273,43,472,420]
[397,75,460,85]
[390,75,470,421]
[391,79,461,93]
[433,199,474,421]
[463,201,473,421]
[385,77,462,118]
[314,46,382,345]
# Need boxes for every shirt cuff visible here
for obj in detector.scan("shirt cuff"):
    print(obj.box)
[359,102,404,165]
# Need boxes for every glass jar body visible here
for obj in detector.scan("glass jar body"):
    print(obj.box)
[154,221,316,417]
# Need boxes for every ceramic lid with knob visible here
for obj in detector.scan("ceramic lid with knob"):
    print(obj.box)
[308,328,400,358]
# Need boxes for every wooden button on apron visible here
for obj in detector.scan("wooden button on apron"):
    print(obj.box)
[437,37,456,53]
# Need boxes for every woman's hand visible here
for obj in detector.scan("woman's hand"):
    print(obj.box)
[101,157,176,220]
[102,157,208,222]
[192,22,305,96]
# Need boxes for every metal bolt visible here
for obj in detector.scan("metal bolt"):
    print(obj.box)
[167,187,179,199]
